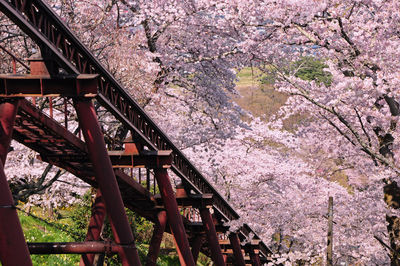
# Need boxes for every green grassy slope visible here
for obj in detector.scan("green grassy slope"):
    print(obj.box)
[15,207,210,266]
[235,67,287,120]
[19,210,80,265]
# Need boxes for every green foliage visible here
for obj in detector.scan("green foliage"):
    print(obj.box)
[293,56,332,86]
[197,253,212,266]
[257,56,332,86]
[97,208,154,265]
[126,208,154,244]
[156,255,180,265]
[236,67,266,87]
[68,191,93,241]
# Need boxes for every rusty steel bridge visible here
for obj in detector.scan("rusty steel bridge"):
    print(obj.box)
[0,0,272,265]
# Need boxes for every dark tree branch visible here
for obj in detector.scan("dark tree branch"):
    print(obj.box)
[354,107,372,147]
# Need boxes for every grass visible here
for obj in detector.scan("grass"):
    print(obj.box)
[19,210,80,265]
[235,67,266,87]
[235,67,288,121]
[14,206,210,266]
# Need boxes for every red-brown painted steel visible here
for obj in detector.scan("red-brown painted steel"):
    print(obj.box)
[0,99,19,164]
[228,233,245,266]
[146,210,167,266]
[173,237,185,266]
[80,190,106,266]
[249,249,261,266]
[190,235,203,263]
[108,150,172,169]
[0,99,32,266]
[74,99,141,266]
[223,254,228,264]
[28,241,130,254]
[0,73,98,97]
[199,208,225,266]
[154,168,195,266]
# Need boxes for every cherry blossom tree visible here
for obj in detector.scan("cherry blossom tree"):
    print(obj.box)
[48,0,247,145]
[1,0,399,263]
[224,0,400,262]
[184,119,392,264]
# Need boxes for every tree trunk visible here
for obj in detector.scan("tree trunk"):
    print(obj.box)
[327,197,333,266]
[384,180,400,265]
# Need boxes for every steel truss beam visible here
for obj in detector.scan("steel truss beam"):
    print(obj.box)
[0,73,98,97]
[39,150,173,169]
[108,150,172,169]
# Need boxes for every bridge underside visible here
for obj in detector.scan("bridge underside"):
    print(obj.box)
[1,87,265,266]
[0,0,272,265]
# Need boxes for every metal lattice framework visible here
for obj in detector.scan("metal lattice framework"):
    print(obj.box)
[0,0,272,265]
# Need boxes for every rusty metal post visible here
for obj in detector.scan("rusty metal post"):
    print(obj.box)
[146,210,167,266]
[0,99,19,164]
[12,58,16,74]
[0,99,33,266]
[153,168,195,266]
[74,99,141,266]
[249,248,261,266]
[199,207,225,266]
[173,236,185,266]
[80,190,106,266]
[228,233,245,266]
[49,97,53,118]
[28,241,130,254]
[191,235,202,263]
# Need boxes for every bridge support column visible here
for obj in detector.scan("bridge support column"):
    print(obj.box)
[80,189,106,266]
[249,248,261,266]
[154,168,195,266]
[0,99,33,266]
[223,254,228,264]
[74,99,141,266]
[191,235,202,263]
[0,99,19,164]
[229,233,245,266]
[146,210,167,266]
[199,207,225,266]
